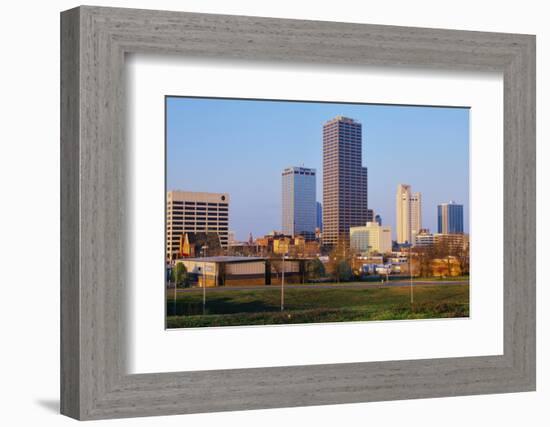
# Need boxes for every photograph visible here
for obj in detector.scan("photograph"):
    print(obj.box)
[165,96,470,329]
[52,3,537,421]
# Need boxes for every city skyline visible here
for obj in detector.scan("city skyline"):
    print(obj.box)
[167,97,470,241]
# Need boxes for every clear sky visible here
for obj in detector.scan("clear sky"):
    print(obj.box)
[166,97,469,241]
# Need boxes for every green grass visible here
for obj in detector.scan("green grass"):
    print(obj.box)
[362,275,469,283]
[166,283,469,328]
[411,275,469,282]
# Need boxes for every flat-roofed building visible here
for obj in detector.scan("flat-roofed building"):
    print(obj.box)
[273,236,292,255]
[273,235,306,256]
[438,201,464,234]
[350,222,392,255]
[282,166,317,240]
[166,191,229,261]
[434,233,469,251]
[322,116,369,247]
[414,229,435,247]
[175,256,307,287]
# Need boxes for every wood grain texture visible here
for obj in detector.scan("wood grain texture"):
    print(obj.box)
[60,6,536,420]
[60,7,80,419]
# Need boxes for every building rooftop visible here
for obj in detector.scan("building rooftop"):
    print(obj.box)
[167,190,230,202]
[180,256,267,263]
[282,166,316,176]
[325,115,358,125]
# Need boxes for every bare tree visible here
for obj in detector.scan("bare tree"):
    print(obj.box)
[269,256,282,285]
[415,246,434,278]
[456,240,470,275]
[327,234,354,283]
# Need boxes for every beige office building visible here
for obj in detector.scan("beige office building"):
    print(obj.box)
[166,191,229,261]
[350,222,392,254]
[396,184,422,244]
[414,229,435,247]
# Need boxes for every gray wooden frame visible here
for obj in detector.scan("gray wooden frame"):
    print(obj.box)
[60,5,536,420]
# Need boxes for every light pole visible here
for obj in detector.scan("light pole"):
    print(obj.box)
[281,252,286,311]
[171,264,177,316]
[409,245,414,304]
[201,245,208,315]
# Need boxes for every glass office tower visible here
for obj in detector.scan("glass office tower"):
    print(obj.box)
[437,201,464,234]
[282,166,317,240]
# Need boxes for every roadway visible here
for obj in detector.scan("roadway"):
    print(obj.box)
[175,280,469,292]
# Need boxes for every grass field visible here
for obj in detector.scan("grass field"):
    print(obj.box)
[361,275,469,283]
[166,282,469,328]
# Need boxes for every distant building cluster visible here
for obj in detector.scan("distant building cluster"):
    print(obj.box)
[166,115,468,281]
[393,186,465,253]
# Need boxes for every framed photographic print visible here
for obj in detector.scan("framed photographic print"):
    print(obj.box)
[164,97,471,330]
[61,6,536,420]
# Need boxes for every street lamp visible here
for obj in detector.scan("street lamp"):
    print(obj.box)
[408,244,414,304]
[171,264,177,316]
[201,245,208,315]
[281,252,287,311]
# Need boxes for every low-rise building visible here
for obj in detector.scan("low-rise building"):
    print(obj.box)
[350,222,392,255]
[414,229,434,247]
[434,233,469,251]
[273,235,307,256]
[273,236,291,254]
[175,256,308,287]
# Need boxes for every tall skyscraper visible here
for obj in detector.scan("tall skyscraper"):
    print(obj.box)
[375,214,382,226]
[438,201,464,234]
[166,190,229,261]
[396,184,422,244]
[322,116,368,246]
[282,166,317,240]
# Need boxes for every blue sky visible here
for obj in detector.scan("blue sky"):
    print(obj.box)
[166,97,469,241]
